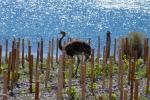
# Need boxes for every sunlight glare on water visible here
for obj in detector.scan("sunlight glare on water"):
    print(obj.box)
[0,0,150,52]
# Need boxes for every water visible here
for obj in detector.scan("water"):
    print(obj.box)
[0,0,150,55]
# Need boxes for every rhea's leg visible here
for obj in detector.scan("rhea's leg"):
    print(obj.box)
[74,56,80,78]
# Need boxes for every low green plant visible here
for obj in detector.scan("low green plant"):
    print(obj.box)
[112,92,117,100]
[65,86,76,99]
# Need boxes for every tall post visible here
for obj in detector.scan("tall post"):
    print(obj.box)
[22,39,24,67]
[40,38,44,73]
[5,39,8,63]
[90,49,94,95]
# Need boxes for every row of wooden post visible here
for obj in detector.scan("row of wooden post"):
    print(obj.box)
[0,35,149,100]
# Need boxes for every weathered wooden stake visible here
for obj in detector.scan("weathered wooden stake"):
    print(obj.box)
[28,40,30,61]
[45,41,51,88]
[68,59,73,99]
[118,48,122,91]
[51,38,54,69]
[22,39,24,67]
[40,38,44,73]
[29,55,33,93]
[130,59,135,100]
[35,70,40,100]
[113,38,116,62]
[10,48,16,95]
[18,38,20,62]
[7,52,12,89]
[0,44,2,74]
[36,42,40,72]
[146,57,150,95]
[97,35,100,64]
[134,79,139,100]
[81,53,86,100]
[98,96,103,100]
[3,70,8,100]
[57,55,64,100]
[5,39,8,63]
[91,49,94,95]
[144,38,149,63]
[120,60,124,100]
[109,57,113,100]
[56,37,59,63]
[123,88,128,100]
[15,41,20,82]
[102,47,107,89]
[128,57,131,85]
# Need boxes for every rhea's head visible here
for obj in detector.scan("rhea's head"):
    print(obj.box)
[60,31,66,36]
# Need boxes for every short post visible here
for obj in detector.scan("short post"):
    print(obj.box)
[109,57,113,100]
[0,45,2,74]
[29,55,33,93]
[90,49,94,95]
[81,53,86,100]
[3,70,8,100]
[35,70,40,100]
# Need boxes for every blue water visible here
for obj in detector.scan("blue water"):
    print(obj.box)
[0,0,150,56]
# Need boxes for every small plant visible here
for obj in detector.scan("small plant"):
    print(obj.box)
[112,92,117,100]
[65,86,76,99]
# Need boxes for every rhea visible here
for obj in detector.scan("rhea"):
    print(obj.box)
[59,31,91,77]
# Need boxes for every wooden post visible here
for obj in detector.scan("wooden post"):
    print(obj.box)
[15,41,20,82]
[106,31,111,59]
[0,45,2,74]
[130,59,135,100]
[134,79,139,100]
[81,53,86,100]
[97,35,100,64]
[10,48,16,96]
[102,47,107,89]
[35,70,40,100]
[28,45,31,62]
[128,57,131,85]
[68,59,73,99]
[45,41,51,88]
[120,60,124,100]
[56,37,59,63]
[40,38,44,73]
[22,39,24,67]
[57,55,64,100]
[113,38,116,61]
[118,48,122,91]
[146,57,150,95]
[99,96,103,100]
[28,40,30,61]
[17,38,20,62]
[7,52,12,89]
[29,55,33,93]
[123,88,128,100]
[144,38,149,63]
[51,38,54,69]
[109,57,113,100]
[90,49,94,95]
[125,38,129,58]
[3,70,8,100]
[36,42,40,72]
[5,39,8,63]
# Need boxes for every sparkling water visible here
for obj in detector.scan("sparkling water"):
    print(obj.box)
[0,0,150,55]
